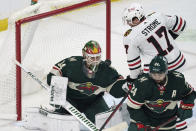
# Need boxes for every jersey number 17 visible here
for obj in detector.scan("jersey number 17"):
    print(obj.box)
[147,26,174,56]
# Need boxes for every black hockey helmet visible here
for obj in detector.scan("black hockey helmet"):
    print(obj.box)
[149,55,168,74]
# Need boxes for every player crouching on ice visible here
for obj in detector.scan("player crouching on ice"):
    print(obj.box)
[124,55,196,131]
[22,40,129,131]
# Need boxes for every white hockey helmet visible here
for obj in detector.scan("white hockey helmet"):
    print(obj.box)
[122,3,145,26]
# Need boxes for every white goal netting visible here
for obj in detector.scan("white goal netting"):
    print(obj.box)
[0,0,108,120]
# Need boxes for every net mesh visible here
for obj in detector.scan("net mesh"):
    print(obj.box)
[0,0,107,120]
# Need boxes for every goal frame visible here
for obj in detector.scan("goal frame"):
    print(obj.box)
[15,0,111,121]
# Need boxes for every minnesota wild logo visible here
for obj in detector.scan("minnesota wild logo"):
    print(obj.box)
[157,99,164,105]
[146,99,170,113]
[76,82,99,96]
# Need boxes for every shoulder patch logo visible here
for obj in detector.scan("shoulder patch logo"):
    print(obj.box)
[124,29,132,37]
[173,72,183,78]
[138,76,148,82]
[57,60,66,69]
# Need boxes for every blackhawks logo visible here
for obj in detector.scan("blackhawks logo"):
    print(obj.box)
[124,29,132,37]
[76,82,99,96]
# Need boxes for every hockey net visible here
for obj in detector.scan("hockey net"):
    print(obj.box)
[0,0,110,120]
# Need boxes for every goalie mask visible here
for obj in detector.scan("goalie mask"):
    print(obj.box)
[82,40,101,73]
[149,55,168,83]
[122,3,145,26]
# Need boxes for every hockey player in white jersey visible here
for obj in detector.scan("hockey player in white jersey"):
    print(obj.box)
[122,3,187,131]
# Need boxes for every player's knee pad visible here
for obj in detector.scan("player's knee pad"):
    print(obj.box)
[22,107,80,131]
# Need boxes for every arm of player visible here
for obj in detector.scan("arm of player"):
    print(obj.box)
[123,29,142,79]
[164,14,186,39]
[99,62,128,98]
[105,75,127,98]
[181,82,196,104]
[126,81,151,125]
[127,95,150,125]
[47,59,67,85]
[125,44,142,79]
[107,74,137,98]
[178,81,196,120]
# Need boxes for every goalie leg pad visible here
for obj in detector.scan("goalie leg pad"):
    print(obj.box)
[23,107,46,130]
[22,107,80,131]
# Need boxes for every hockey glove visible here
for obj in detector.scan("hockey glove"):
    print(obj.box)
[177,101,194,121]
[122,75,136,93]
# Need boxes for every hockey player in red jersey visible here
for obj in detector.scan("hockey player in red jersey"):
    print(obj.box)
[125,55,196,131]
[122,3,188,130]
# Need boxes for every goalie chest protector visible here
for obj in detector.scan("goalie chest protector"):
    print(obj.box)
[56,56,120,102]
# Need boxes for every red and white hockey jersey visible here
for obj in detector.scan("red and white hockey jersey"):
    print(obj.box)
[123,12,186,79]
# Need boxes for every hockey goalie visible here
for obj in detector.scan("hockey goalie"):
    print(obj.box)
[21,40,130,131]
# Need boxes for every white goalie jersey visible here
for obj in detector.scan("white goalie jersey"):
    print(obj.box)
[123,12,186,79]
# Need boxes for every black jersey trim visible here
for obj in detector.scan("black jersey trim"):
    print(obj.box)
[127,56,140,63]
[144,64,149,67]
[172,16,179,30]
[176,126,187,130]
[171,59,186,71]
[129,65,141,70]
[168,52,181,65]
[181,20,186,31]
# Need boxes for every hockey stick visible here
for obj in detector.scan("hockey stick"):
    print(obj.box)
[15,61,99,131]
[99,89,130,131]
[102,122,128,131]
[152,115,177,131]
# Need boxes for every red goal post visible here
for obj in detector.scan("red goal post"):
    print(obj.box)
[15,0,111,121]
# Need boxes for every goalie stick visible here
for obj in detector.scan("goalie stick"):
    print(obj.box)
[15,61,99,131]
[99,87,131,131]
